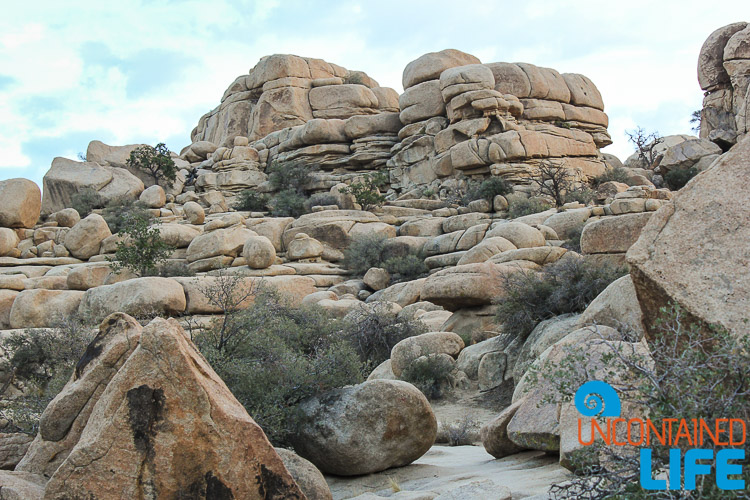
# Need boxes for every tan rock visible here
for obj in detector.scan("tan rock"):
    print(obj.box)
[0,289,19,329]
[186,226,255,262]
[43,316,304,499]
[0,471,45,499]
[363,267,391,291]
[542,208,590,239]
[291,380,436,476]
[138,184,166,208]
[65,263,113,291]
[457,236,516,265]
[78,277,186,320]
[580,274,644,339]
[52,208,80,228]
[485,222,546,248]
[0,178,41,228]
[488,246,567,266]
[63,214,112,259]
[182,201,205,224]
[155,223,201,248]
[390,331,465,377]
[366,278,426,307]
[9,289,84,329]
[309,84,378,119]
[402,49,481,89]
[399,80,446,125]
[287,233,324,260]
[480,399,527,459]
[243,235,276,269]
[0,228,20,257]
[580,213,652,254]
[420,262,520,310]
[698,22,749,91]
[275,448,333,500]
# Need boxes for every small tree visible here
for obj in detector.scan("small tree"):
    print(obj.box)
[108,214,174,277]
[690,109,702,134]
[529,160,574,208]
[340,172,388,211]
[197,269,259,352]
[625,127,663,169]
[127,143,177,186]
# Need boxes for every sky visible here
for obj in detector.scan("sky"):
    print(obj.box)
[0,0,747,188]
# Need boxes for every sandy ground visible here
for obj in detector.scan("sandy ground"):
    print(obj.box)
[326,446,572,499]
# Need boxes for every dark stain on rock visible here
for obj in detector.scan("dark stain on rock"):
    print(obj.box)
[205,471,234,500]
[127,384,165,498]
[74,327,109,379]
[256,464,303,499]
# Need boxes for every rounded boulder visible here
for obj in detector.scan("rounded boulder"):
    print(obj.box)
[0,178,41,229]
[290,380,437,476]
[242,235,276,269]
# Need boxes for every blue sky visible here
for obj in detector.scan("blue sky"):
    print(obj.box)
[1,1,746,187]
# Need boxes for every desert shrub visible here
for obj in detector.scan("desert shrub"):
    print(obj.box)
[269,189,307,218]
[70,188,104,218]
[267,162,311,193]
[108,214,174,277]
[341,304,426,369]
[593,166,631,186]
[102,197,153,234]
[446,414,478,446]
[561,222,586,253]
[0,314,96,434]
[626,127,663,169]
[478,177,511,200]
[234,190,269,212]
[563,186,595,205]
[508,198,551,219]
[664,165,698,190]
[382,254,429,281]
[401,354,454,400]
[539,305,750,499]
[495,258,627,340]
[529,160,576,208]
[304,193,338,211]
[127,143,176,186]
[196,288,364,446]
[340,172,388,211]
[342,233,388,276]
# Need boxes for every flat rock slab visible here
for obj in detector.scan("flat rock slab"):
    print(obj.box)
[0,257,83,267]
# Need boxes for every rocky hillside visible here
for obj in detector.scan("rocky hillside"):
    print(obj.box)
[0,22,748,499]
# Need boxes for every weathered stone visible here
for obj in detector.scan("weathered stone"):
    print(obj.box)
[485,222,546,248]
[8,289,84,329]
[390,332,465,377]
[698,22,749,91]
[53,208,80,228]
[65,263,113,291]
[363,267,391,291]
[182,201,205,224]
[79,277,186,320]
[0,471,45,499]
[243,235,276,269]
[580,274,644,339]
[186,226,256,262]
[399,80,446,125]
[402,49,481,89]
[63,214,112,260]
[0,228,20,257]
[138,184,166,208]
[580,213,651,254]
[456,237,516,265]
[480,399,527,459]
[627,139,750,338]
[274,448,333,500]
[287,233,324,260]
[43,316,304,499]
[0,178,41,229]
[291,380,436,476]
[420,262,522,310]
[0,289,18,329]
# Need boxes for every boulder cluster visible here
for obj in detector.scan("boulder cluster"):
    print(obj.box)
[0,21,748,499]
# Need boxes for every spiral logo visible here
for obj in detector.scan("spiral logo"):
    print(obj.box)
[574,381,621,417]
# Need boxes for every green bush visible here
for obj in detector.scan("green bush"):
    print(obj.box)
[341,304,426,369]
[382,254,429,281]
[664,165,698,190]
[592,166,631,186]
[126,143,176,186]
[478,177,511,200]
[269,189,307,217]
[195,288,364,446]
[0,314,95,434]
[234,190,269,212]
[561,222,586,253]
[107,214,174,277]
[401,354,454,400]
[340,172,387,211]
[495,257,627,340]
[342,233,388,276]
[70,188,104,218]
[267,162,311,193]
[563,186,595,205]
[508,198,551,219]
[102,197,153,234]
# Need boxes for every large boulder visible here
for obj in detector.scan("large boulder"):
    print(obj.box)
[243,235,277,269]
[580,275,645,339]
[0,178,41,228]
[698,22,749,91]
[402,49,481,89]
[186,226,256,262]
[290,380,437,476]
[40,315,305,499]
[0,228,20,257]
[580,212,652,254]
[42,157,144,214]
[390,331,465,377]
[78,277,186,320]
[420,262,524,310]
[9,289,84,329]
[63,214,112,260]
[627,138,750,338]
